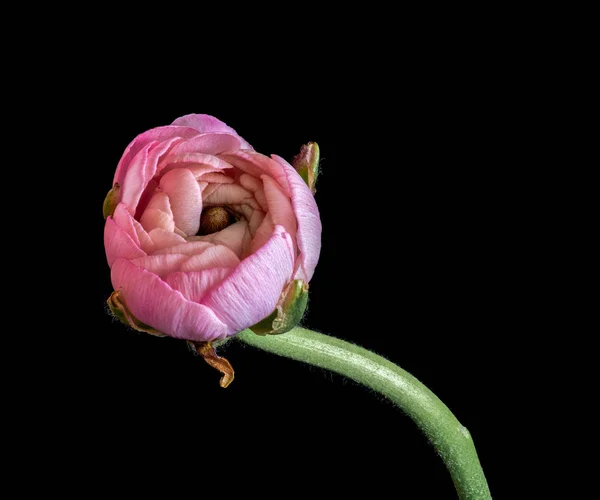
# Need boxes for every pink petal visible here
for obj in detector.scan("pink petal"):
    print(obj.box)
[209,220,251,259]
[239,173,268,211]
[272,155,322,282]
[180,245,240,272]
[201,184,220,199]
[120,137,183,215]
[145,191,173,214]
[111,258,228,341]
[230,203,254,222]
[158,152,233,177]
[104,217,146,267]
[248,210,266,238]
[219,151,291,196]
[159,168,203,236]
[134,179,159,221]
[130,254,188,278]
[202,225,295,335]
[239,173,261,191]
[171,114,253,150]
[153,241,213,256]
[113,126,200,187]
[261,174,298,253]
[203,183,259,209]
[184,165,216,179]
[140,209,175,233]
[198,172,235,184]
[147,228,187,251]
[131,218,155,254]
[250,213,275,254]
[169,134,241,156]
[112,203,140,247]
[165,267,233,303]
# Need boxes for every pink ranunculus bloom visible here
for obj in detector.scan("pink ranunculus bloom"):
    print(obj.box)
[104,114,321,342]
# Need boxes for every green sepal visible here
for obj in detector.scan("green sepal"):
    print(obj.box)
[107,290,166,337]
[250,280,309,336]
[103,183,121,219]
[292,142,320,194]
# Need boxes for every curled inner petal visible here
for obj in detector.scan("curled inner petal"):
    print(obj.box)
[158,168,203,236]
[140,209,175,233]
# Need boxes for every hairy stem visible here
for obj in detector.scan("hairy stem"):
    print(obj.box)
[236,327,491,500]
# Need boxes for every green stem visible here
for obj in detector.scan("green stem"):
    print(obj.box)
[236,327,491,500]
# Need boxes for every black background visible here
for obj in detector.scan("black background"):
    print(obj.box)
[38,58,520,498]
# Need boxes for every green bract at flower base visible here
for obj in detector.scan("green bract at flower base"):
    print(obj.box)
[249,280,309,335]
[102,183,121,219]
[107,290,165,337]
[187,341,235,388]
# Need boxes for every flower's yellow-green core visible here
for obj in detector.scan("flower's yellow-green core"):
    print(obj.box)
[199,206,234,235]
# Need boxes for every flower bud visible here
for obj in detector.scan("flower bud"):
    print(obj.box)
[292,142,320,194]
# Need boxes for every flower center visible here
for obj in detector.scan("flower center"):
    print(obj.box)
[198,206,235,235]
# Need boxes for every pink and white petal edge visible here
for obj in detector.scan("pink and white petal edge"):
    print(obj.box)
[272,155,322,282]
[171,114,253,150]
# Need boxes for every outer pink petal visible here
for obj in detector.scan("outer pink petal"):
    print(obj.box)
[111,258,228,341]
[219,151,291,196]
[104,217,146,267]
[113,126,200,186]
[169,134,241,157]
[158,168,203,236]
[272,155,322,282]
[180,245,240,272]
[171,114,253,150]
[129,254,188,278]
[202,225,295,335]
[120,137,184,215]
[153,241,213,256]
[165,268,233,303]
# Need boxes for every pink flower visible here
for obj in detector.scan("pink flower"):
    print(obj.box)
[104,114,321,342]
